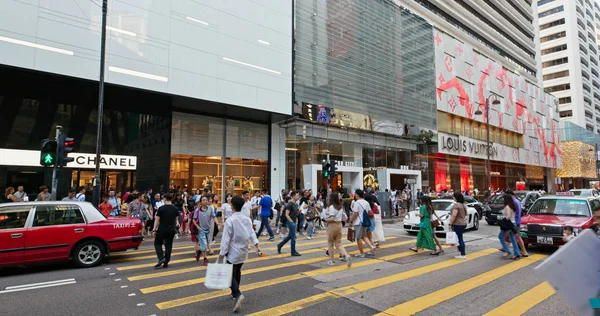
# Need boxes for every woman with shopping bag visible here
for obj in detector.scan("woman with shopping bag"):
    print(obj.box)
[216,196,261,313]
[409,196,438,255]
[448,191,468,259]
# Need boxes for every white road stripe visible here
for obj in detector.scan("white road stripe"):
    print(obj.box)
[120,285,128,288]
[137,303,146,306]
[5,279,75,290]
[0,281,76,294]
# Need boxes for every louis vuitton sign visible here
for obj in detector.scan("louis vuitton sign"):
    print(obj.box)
[438,132,499,159]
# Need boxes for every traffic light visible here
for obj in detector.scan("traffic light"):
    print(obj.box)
[40,139,57,166]
[58,135,75,167]
[321,159,330,178]
[329,160,338,179]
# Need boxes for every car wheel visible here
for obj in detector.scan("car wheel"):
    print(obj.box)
[73,240,105,268]
[472,215,479,230]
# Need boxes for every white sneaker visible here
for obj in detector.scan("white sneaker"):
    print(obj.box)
[175,234,179,240]
[233,294,245,313]
[276,228,280,234]
[454,255,466,259]
[354,253,365,258]
[326,260,335,266]
[307,236,312,240]
[210,240,216,246]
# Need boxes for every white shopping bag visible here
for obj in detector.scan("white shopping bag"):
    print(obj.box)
[445,231,458,245]
[204,257,233,290]
[253,219,262,233]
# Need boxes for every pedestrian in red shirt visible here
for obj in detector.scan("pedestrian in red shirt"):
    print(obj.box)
[99,195,112,218]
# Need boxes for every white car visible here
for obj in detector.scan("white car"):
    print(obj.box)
[403,200,480,234]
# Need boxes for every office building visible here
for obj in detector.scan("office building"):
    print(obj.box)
[537,0,600,132]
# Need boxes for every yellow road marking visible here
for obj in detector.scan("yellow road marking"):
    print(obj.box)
[113,234,329,262]
[130,236,399,281]
[375,255,546,316]
[156,243,453,310]
[141,239,409,293]
[483,282,555,316]
[111,244,196,257]
[247,249,498,316]
[117,235,331,271]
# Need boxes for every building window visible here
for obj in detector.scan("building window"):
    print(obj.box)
[560,110,573,118]
[544,84,570,93]
[541,44,567,55]
[542,57,568,68]
[558,97,572,104]
[539,5,564,18]
[540,31,566,43]
[543,70,569,81]
[539,18,565,31]
[537,0,556,6]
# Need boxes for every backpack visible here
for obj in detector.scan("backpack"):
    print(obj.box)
[355,202,370,227]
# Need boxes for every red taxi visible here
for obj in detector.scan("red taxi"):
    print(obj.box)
[520,192,597,247]
[0,201,143,268]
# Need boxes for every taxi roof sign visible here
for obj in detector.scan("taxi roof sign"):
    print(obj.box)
[556,192,575,196]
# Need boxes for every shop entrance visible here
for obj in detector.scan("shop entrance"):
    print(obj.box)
[304,164,363,194]
[71,170,135,199]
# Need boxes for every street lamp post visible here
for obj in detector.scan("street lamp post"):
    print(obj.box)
[92,0,108,207]
[474,97,501,193]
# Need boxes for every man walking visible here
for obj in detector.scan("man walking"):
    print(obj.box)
[191,196,215,266]
[255,189,275,241]
[277,191,301,256]
[153,193,179,268]
[219,196,261,313]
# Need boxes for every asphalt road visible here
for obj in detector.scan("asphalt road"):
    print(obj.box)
[0,221,575,316]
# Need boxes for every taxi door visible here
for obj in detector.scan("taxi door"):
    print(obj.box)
[0,205,32,265]
[25,204,87,263]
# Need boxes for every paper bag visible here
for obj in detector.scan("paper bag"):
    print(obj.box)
[204,257,233,290]
[446,231,458,245]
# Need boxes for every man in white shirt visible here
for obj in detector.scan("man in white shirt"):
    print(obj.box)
[76,187,86,202]
[350,189,375,257]
[219,195,261,313]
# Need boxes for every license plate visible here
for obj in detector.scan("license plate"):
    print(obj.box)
[537,236,553,245]
[497,215,504,220]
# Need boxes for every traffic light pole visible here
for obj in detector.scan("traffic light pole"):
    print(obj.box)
[51,125,62,201]
[92,0,108,208]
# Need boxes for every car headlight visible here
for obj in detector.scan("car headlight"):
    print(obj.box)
[439,214,449,221]
[404,214,410,220]
[520,224,527,232]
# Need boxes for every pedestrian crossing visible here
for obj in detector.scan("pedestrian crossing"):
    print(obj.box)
[108,232,566,315]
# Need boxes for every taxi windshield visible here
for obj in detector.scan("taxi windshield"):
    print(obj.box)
[528,199,591,217]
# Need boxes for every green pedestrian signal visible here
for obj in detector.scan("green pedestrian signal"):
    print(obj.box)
[43,153,54,164]
[40,139,57,166]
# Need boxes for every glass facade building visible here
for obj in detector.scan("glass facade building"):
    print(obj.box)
[294,0,437,130]
[285,0,437,193]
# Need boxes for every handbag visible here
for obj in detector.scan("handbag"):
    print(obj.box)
[204,256,233,290]
[431,217,440,228]
[347,226,355,242]
[499,218,515,232]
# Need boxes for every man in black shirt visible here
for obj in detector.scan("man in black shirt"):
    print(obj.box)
[277,191,301,256]
[153,193,180,268]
